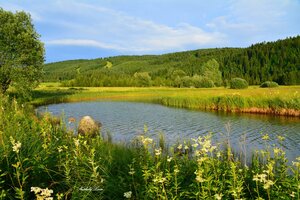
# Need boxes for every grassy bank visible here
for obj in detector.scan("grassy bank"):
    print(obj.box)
[32,83,300,117]
[0,95,300,199]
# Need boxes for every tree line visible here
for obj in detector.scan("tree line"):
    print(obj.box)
[45,36,300,87]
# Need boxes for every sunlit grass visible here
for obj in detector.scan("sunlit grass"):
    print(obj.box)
[32,83,300,116]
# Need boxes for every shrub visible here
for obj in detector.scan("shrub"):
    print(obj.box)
[260,81,279,88]
[197,77,215,88]
[181,76,194,87]
[230,78,248,89]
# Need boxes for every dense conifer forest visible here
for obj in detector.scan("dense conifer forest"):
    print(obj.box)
[44,36,300,87]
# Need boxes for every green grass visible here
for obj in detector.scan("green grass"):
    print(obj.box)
[0,95,300,199]
[32,84,300,117]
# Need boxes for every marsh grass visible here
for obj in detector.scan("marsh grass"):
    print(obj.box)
[32,84,300,117]
[1,95,300,199]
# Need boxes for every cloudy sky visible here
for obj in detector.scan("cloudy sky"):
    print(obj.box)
[1,0,299,63]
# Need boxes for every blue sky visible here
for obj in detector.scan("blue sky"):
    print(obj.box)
[1,0,299,63]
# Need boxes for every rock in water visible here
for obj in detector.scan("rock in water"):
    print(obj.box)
[78,116,101,137]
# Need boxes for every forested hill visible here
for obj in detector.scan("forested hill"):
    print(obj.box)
[44,35,300,86]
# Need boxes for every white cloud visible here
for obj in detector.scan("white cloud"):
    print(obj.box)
[13,1,225,52]
[205,0,300,45]
[46,39,127,51]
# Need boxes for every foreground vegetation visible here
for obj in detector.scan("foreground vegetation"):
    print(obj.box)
[0,95,300,199]
[32,84,300,117]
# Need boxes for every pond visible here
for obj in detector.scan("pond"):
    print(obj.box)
[37,101,300,162]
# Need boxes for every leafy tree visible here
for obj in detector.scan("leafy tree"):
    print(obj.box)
[0,8,44,98]
[171,69,186,80]
[201,59,223,86]
[133,72,151,86]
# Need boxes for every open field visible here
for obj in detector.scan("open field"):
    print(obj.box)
[32,83,300,117]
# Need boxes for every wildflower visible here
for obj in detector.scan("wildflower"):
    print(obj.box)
[57,146,63,153]
[31,187,41,194]
[177,144,182,150]
[167,156,173,162]
[184,145,189,150]
[10,136,22,153]
[253,173,267,182]
[214,193,223,200]
[216,152,221,158]
[290,191,295,198]
[31,187,53,199]
[262,134,269,140]
[192,143,199,148]
[273,147,280,155]
[155,148,162,156]
[73,138,80,147]
[195,169,205,183]
[128,166,135,175]
[40,188,54,197]
[124,191,132,199]
[277,135,285,141]
[12,141,22,153]
[197,157,208,164]
[263,180,274,190]
[142,137,153,146]
[174,165,180,174]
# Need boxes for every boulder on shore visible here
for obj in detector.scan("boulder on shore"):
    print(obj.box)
[78,116,101,137]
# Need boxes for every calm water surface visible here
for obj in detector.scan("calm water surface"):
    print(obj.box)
[37,101,300,161]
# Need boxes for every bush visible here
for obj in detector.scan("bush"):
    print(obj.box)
[193,76,215,88]
[260,81,279,88]
[230,78,248,89]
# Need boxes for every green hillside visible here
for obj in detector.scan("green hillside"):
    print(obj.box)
[43,36,300,87]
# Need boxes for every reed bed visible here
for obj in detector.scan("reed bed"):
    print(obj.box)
[32,84,300,117]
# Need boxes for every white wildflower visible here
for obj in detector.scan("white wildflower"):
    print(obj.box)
[31,187,53,199]
[290,191,295,198]
[192,143,199,148]
[263,180,274,190]
[177,144,182,150]
[31,187,42,194]
[40,188,54,197]
[214,193,223,200]
[57,146,63,153]
[155,148,162,156]
[124,191,132,199]
[12,140,21,153]
[167,156,173,162]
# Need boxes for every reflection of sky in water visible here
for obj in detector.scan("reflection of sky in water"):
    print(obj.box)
[37,101,300,162]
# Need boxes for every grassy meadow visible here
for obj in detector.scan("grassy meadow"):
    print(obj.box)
[0,83,298,199]
[0,93,300,199]
[32,83,300,117]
